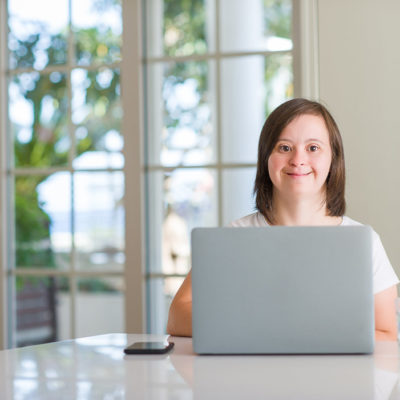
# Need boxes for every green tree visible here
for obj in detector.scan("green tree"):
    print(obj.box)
[11,25,121,268]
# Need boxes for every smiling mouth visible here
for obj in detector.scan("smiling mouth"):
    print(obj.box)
[286,172,312,177]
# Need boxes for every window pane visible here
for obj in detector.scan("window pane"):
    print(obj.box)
[73,172,124,271]
[145,0,215,58]
[55,277,72,341]
[147,61,216,167]
[72,68,123,169]
[76,276,124,337]
[15,276,71,346]
[221,54,293,163]
[37,172,72,269]
[15,174,71,269]
[222,168,257,225]
[9,72,69,168]
[72,0,122,66]
[147,169,217,274]
[147,276,184,334]
[6,0,126,349]
[220,0,292,53]
[264,53,293,114]
[8,0,68,70]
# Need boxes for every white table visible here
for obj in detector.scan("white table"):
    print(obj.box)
[0,333,399,399]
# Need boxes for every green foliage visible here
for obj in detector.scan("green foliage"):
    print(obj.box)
[11,33,68,267]
[78,278,118,293]
[11,35,67,267]
[13,72,69,168]
[56,276,117,293]
[75,27,121,65]
[163,0,207,56]
[74,67,121,155]
[15,176,55,267]
[10,0,292,272]
[264,54,293,115]
[163,61,208,132]
[9,29,68,69]
[264,0,292,39]
[93,0,121,12]
[15,276,54,292]
[15,178,50,242]
[11,21,121,269]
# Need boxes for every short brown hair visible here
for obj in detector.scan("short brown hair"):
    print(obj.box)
[254,98,346,224]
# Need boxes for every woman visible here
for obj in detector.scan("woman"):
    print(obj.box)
[167,98,399,340]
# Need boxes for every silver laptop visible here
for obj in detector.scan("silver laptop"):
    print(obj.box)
[191,226,374,354]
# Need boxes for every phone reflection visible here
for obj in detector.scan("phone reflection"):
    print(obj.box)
[122,338,192,399]
[168,339,400,400]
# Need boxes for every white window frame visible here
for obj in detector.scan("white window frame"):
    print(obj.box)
[121,0,146,333]
[292,0,319,99]
[0,0,9,349]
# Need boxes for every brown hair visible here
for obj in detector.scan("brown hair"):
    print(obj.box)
[254,98,346,224]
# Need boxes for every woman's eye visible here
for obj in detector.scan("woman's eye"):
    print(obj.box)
[308,145,319,152]
[279,145,291,152]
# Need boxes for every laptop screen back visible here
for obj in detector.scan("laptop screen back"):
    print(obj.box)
[191,226,374,354]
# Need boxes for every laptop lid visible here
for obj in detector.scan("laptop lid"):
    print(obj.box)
[191,226,374,354]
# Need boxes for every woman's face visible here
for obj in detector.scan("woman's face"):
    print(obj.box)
[267,114,332,199]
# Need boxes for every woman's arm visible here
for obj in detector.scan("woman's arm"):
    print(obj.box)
[375,285,398,341]
[167,273,398,340]
[167,271,193,337]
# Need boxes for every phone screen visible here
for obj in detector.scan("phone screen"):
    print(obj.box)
[124,341,174,355]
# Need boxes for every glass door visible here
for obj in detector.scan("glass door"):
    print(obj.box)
[143,0,293,333]
[5,0,125,346]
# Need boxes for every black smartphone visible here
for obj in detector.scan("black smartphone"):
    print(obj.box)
[124,341,174,355]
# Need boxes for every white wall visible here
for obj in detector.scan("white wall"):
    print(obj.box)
[317,0,400,279]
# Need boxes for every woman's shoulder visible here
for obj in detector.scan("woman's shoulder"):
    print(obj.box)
[342,217,399,292]
[341,215,381,242]
[228,211,269,227]
[340,216,364,226]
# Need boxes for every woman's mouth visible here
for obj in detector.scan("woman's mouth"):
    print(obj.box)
[286,172,312,177]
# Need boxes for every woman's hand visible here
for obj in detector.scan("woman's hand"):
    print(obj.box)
[167,271,193,337]
[375,285,398,341]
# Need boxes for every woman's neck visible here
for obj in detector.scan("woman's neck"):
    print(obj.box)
[270,191,341,226]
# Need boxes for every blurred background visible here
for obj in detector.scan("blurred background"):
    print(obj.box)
[1,0,294,347]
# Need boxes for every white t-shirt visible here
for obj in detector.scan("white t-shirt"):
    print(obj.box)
[229,212,399,294]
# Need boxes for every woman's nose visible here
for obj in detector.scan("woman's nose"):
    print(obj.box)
[289,149,306,166]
